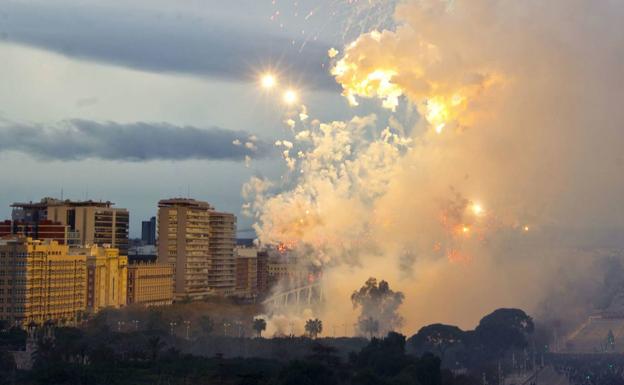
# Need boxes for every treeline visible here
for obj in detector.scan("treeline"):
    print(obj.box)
[0,307,542,384]
[0,329,479,385]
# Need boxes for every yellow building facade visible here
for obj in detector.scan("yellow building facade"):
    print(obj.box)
[79,245,127,313]
[0,238,87,326]
[127,263,173,307]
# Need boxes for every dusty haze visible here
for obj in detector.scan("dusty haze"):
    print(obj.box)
[245,0,624,335]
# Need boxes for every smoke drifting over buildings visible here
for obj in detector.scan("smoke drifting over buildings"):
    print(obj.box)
[245,0,624,333]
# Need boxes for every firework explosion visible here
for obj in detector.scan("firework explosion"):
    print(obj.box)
[246,0,624,334]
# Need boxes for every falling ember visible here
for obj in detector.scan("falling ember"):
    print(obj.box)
[261,73,277,89]
[447,249,471,263]
[283,89,298,105]
[462,226,470,234]
[523,225,530,232]
[435,123,445,134]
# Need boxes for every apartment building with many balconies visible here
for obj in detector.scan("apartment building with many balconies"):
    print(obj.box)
[0,238,87,326]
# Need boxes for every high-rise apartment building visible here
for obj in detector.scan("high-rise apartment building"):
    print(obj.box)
[127,263,173,307]
[208,211,236,295]
[157,199,212,300]
[0,238,87,326]
[11,198,130,255]
[80,245,128,313]
[157,198,237,300]
[141,217,156,245]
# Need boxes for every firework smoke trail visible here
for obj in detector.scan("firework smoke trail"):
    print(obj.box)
[249,0,624,335]
[268,0,400,52]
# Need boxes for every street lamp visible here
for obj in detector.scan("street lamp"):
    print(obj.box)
[184,320,191,340]
[169,321,177,336]
[234,321,243,338]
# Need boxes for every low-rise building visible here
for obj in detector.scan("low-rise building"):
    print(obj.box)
[0,238,87,326]
[127,263,173,307]
[0,220,75,245]
[128,244,157,264]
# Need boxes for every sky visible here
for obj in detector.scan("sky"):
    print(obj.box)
[0,0,365,237]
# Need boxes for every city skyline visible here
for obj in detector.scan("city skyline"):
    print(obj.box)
[0,0,363,239]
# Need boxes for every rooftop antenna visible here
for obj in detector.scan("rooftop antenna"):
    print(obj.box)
[60,187,64,201]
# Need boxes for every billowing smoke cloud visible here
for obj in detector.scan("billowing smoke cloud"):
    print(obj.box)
[247,0,624,335]
[0,119,272,161]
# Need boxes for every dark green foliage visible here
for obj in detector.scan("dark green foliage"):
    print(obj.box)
[409,324,464,358]
[353,332,410,377]
[352,278,405,337]
[253,318,267,337]
[275,360,339,385]
[304,318,322,338]
[408,308,535,373]
[0,327,26,350]
[4,307,533,385]
[198,315,214,336]
[474,308,534,355]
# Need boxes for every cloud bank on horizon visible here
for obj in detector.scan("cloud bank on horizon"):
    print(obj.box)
[0,119,272,162]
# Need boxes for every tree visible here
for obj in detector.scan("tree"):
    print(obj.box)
[352,332,410,378]
[199,315,214,336]
[146,336,165,360]
[409,324,465,361]
[475,308,534,356]
[305,319,323,339]
[360,317,379,339]
[253,318,267,338]
[352,278,404,336]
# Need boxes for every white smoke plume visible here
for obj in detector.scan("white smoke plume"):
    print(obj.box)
[245,0,624,334]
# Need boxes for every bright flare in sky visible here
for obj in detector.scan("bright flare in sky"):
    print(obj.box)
[471,203,484,216]
[261,73,276,89]
[283,89,298,105]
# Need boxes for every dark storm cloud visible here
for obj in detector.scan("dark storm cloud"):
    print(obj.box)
[0,119,273,162]
[0,2,338,90]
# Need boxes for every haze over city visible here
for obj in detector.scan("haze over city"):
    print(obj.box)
[1,1,624,384]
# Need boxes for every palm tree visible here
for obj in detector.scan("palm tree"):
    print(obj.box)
[146,336,165,360]
[252,318,267,338]
[305,319,323,339]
